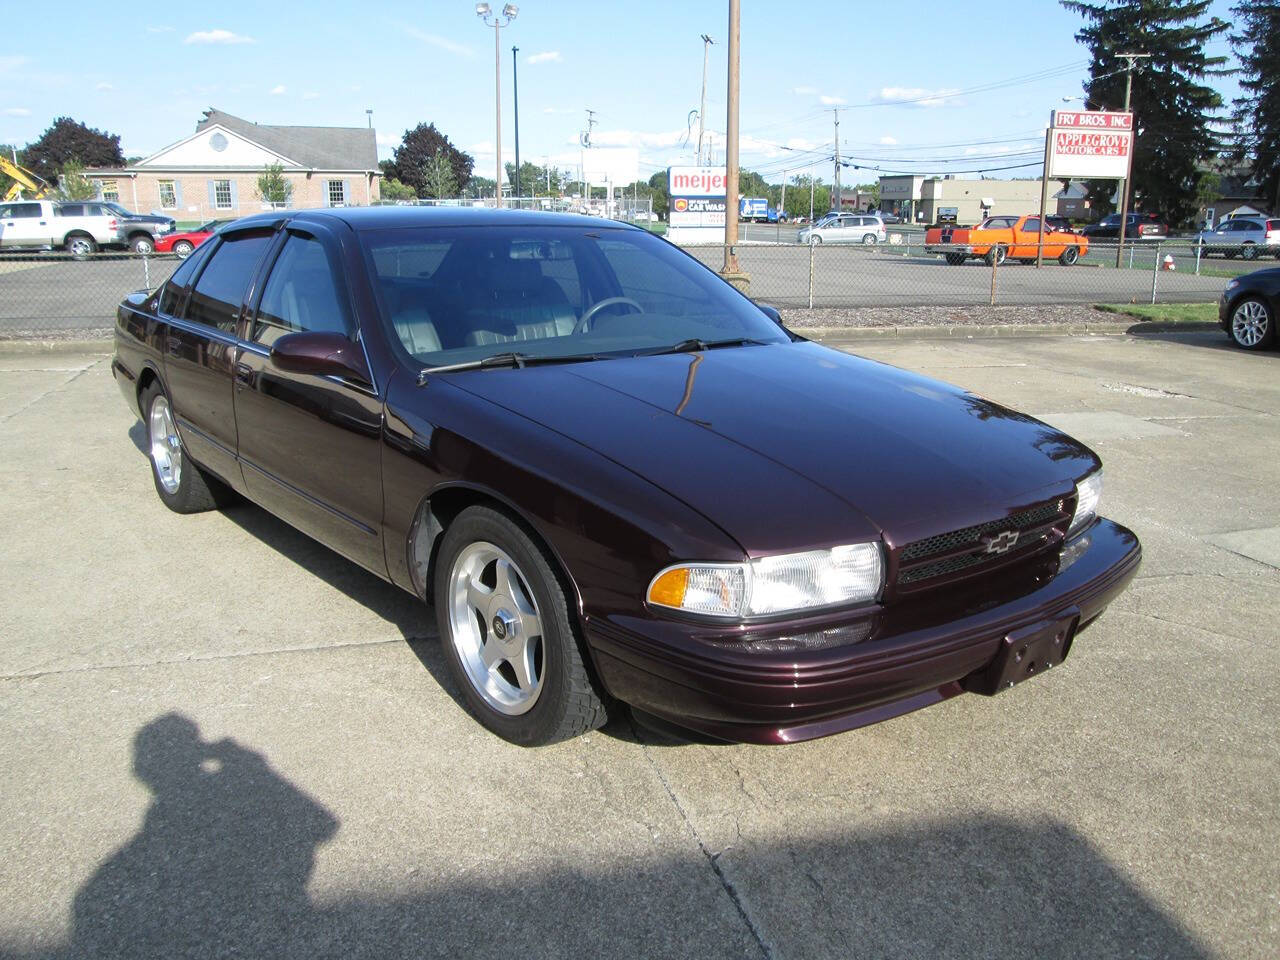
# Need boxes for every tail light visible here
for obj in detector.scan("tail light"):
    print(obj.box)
[1267,220,1280,241]
[109,219,117,228]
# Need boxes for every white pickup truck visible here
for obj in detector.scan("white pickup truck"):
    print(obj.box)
[0,199,124,255]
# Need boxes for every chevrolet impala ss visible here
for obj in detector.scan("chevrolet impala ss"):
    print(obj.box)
[112,208,1141,746]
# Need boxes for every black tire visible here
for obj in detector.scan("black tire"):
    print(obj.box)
[64,233,97,259]
[1227,296,1276,351]
[130,234,155,255]
[861,233,877,245]
[984,245,1007,266]
[1058,246,1080,266]
[810,235,823,245]
[1016,258,1036,265]
[139,381,231,513]
[945,253,966,266]
[1241,243,1258,261]
[173,240,194,259]
[433,506,609,746]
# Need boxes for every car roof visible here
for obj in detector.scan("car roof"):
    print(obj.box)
[227,206,645,234]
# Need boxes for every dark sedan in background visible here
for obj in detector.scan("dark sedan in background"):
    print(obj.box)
[112,207,1141,746]
[1220,267,1279,351]
[1081,212,1168,241]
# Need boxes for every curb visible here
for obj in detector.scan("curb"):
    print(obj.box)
[791,320,1220,341]
[0,337,113,355]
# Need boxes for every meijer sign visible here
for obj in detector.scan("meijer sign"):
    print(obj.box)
[668,166,728,198]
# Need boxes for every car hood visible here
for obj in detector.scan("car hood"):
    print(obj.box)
[449,342,1098,556]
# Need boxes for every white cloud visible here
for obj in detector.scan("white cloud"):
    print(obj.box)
[302,91,320,101]
[785,137,819,151]
[527,51,561,64]
[3,107,30,117]
[270,84,286,95]
[577,128,686,150]
[96,82,114,91]
[819,95,846,106]
[871,86,962,108]
[146,25,174,34]
[0,55,29,72]
[405,27,472,56]
[792,85,818,95]
[184,29,256,45]
[878,135,898,145]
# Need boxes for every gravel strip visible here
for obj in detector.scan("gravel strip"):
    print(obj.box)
[780,304,1114,328]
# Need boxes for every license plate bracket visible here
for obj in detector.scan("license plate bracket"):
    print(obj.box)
[963,610,1079,696]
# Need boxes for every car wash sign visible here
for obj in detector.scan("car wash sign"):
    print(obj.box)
[1048,110,1133,179]
[669,166,727,228]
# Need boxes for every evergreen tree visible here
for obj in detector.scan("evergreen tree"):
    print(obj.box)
[1061,0,1228,226]
[1229,0,1280,212]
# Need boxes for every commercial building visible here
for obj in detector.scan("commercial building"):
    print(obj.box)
[86,109,381,221]
[879,174,1081,224]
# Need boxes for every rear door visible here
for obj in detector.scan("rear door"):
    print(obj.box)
[160,226,277,489]
[234,222,385,575]
[0,201,53,248]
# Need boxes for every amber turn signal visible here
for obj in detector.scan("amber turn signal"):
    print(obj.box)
[647,568,689,608]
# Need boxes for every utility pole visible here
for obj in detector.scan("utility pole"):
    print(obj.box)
[1113,52,1150,268]
[720,0,744,286]
[581,108,596,209]
[512,45,521,200]
[697,34,714,166]
[833,108,842,213]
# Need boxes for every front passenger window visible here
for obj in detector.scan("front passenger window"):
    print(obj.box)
[252,233,353,346]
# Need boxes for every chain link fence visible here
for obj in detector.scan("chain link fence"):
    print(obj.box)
[0,234,1256,339]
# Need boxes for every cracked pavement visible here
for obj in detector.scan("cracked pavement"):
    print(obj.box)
[0,330,1276,959]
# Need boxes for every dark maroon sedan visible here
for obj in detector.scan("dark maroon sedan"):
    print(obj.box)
[112,207,1140,746]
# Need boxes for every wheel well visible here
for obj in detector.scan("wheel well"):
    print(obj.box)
[136,366,159,408]
[64,230,92,242]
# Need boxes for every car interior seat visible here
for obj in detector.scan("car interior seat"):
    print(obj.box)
[463,255,577,346]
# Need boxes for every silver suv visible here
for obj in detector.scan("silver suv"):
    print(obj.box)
[797,213,887,244]
[1194,218,1280,261]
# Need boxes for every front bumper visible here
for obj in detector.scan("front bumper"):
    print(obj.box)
[585,517,1141,744]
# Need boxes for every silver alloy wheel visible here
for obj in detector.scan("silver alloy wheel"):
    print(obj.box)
[448,541,545,715]
[1232,300,1270,347]
[68,236,93,257]
[133,236,154,254]
[862,233,877,244]
[174,241,194,259]
[1241,243,1257,260]
[148,394,182,494]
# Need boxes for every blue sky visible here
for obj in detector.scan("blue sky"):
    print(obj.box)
[0,0,1242,184]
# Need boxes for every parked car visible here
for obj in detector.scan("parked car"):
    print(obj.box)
[878,211,902,225]
[924,215,1090,265]
[0,199,118,255]
[95,201,176,253]
[1193,218,1280,261]
[1219,267,1279,351]
[797,213,887,244]
[1081,212,1168,241]
[113,207,1140,746]
[154,219,234,259]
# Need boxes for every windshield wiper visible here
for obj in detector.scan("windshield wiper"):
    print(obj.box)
[417,351,607,385]
[639,337,772,358]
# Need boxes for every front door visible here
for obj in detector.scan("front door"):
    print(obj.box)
[233,224,385,576]
[161,227,276,488]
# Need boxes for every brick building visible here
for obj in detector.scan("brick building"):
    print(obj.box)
[86,108,380,222]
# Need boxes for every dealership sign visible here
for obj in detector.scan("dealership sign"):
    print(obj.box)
[669,166,727,227]
[1048,110,1133,179]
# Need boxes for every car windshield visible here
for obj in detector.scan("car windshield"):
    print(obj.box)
[360,224,790,366]
[103,202,131,217]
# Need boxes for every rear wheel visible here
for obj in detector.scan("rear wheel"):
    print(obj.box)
[1229,297,1275,351]
[130,234,155,255]
[1058,246,1080,266]
[984,245,1007,266]
[434,506,609,746]
[65,233,96,258]
[1241,243,1258,261]
[173,240,194,259]
[861,233,877,245]
[809,235,823,245]
[140,381,231,513]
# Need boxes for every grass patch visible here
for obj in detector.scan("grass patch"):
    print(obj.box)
[1095,302,1218,324]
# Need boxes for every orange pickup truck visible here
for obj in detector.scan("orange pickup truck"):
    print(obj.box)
[925,215,1089,266]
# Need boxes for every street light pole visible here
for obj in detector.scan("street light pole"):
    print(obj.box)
[512,45,521,201]
[476,4,518,207]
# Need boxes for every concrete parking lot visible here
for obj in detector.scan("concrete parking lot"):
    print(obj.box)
[0,330,1276,959]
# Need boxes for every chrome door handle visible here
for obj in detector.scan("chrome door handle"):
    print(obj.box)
[234,362,254,387]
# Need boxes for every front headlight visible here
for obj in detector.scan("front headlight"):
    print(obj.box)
[1068,471,1103,537]
[647,543,884,619]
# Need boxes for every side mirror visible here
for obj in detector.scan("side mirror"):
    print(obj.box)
[270,330,371,384]
[755,302,784,326]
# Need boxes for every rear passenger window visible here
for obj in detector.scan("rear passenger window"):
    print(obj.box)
[59,204,84,217]
[252,233,353,345]
[158,240,215,315]
[185,231,273,332]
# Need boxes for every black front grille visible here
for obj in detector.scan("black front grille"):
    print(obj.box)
[897,499,1070,589]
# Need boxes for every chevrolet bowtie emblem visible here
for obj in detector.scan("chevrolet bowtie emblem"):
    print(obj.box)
[983,530,1020,554]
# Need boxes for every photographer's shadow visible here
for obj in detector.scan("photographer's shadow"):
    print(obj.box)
[66,714,336,960]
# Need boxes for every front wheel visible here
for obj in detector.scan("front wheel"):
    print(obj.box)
[130,234,155,255]
[434,506,609,746]
[1241,243,1258,261]
[1229,297,1275,351]
[984,245,1007,266]
[1058,246,1080,266]
[173,240,194,259]
[140,382,231,513]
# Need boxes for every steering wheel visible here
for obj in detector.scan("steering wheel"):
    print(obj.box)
[573,296,643,334]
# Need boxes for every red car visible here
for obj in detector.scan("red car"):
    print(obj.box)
[154,219,234,259]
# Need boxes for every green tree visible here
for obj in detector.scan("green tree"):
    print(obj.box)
[1229,0,1280,212]
[379,178,417,202]
[468,175,497,200]
[22,117,125,183]
[380,123,474,199]
[423,153,458,198]
[647,171,670,218]
[784,174,831,220]
[254,162,293,208]
[57,161,97,200]
[1061,0,1229,227]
